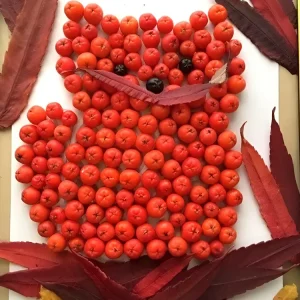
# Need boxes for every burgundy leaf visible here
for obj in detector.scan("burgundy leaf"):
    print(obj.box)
[270,107,300,231]
[240,123,298,238]
[278,0,297,28]
[150,259,222,300]
[132,255,192,298]
[0,0,58,128]
[0,260,99,299]
[42,282,101,300]
[200,266,295,300]
[93,255,166,290]
[74,252,142,300]
[215,0,298,75]
[250,0,297,50]
[0,242,74,269]
[0,0,24,32]
[81,69,156,102]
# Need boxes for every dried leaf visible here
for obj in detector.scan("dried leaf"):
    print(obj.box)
[274,284,298,300]
[81,69,157,102]
[209,63,229,84]
[200,235,300,300]
[0,242,74,269]
[0,0,24,32]
[151,259,222,300]
[215,0,298,75]
[250,0,297,49]
[270,107,300,231]
[0,261,100,299]
[277,0,298,28]
[240,123,298,238]
[40,286,62,300]
[73,252,142,300]
[0,0,58,128]
[132,255,192,298]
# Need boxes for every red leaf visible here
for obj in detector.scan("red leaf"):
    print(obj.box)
[215,0,298,75]
[250,0,297,50]
[200,266,294,300]
[81,69,157,102]
[240,123,298,238]
[0,0,24,32]
[0,273,40,297]
[215,235,300,271]
[73,252,142,300]
[132,255,192,298]
[150,259,222,300]
[94,255,168,290]
[82,64,227,107]
[278,0,297,28]
[270,107,300,231]
[201,235,300,299]
[0,0,58,128]
[0,242,74,269]
[0,261,99,299]
[155,83,214,106]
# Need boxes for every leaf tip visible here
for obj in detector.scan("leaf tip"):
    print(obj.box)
[240,122,247,141]
[272,107,276,122]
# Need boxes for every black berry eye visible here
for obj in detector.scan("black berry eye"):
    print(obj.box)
[114,64,128,76]
[146,78,164,94]
[179,58,194,74]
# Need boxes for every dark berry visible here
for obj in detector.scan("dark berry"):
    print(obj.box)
[179,58,194,74]
[146,78,164,94]
[114,64,127,76]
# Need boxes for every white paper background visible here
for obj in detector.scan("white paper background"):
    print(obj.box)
[10,0,280,299]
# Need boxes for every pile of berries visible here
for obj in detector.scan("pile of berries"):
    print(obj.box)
[14,1,245,261]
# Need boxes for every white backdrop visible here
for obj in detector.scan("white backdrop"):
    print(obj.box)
[11,0,280,299]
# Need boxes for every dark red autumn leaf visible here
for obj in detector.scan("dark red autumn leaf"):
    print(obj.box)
[150,259,223,300]
[250,0,297,50]
[240,123,298,238]
[215,0,298,75]
[0,0,58,128]
[94,255,169,290]
[0,260,100,299]
[73,251,142,300]
[132,255,192,298]
[0,242,74,269]
[269,107,300,231]
[0,0,24,32]
[200,266,294,300]
[278,0,297,28]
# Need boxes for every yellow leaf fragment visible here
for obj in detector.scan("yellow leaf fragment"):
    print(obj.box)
[274,284,298,300]
[39,286,62,300]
